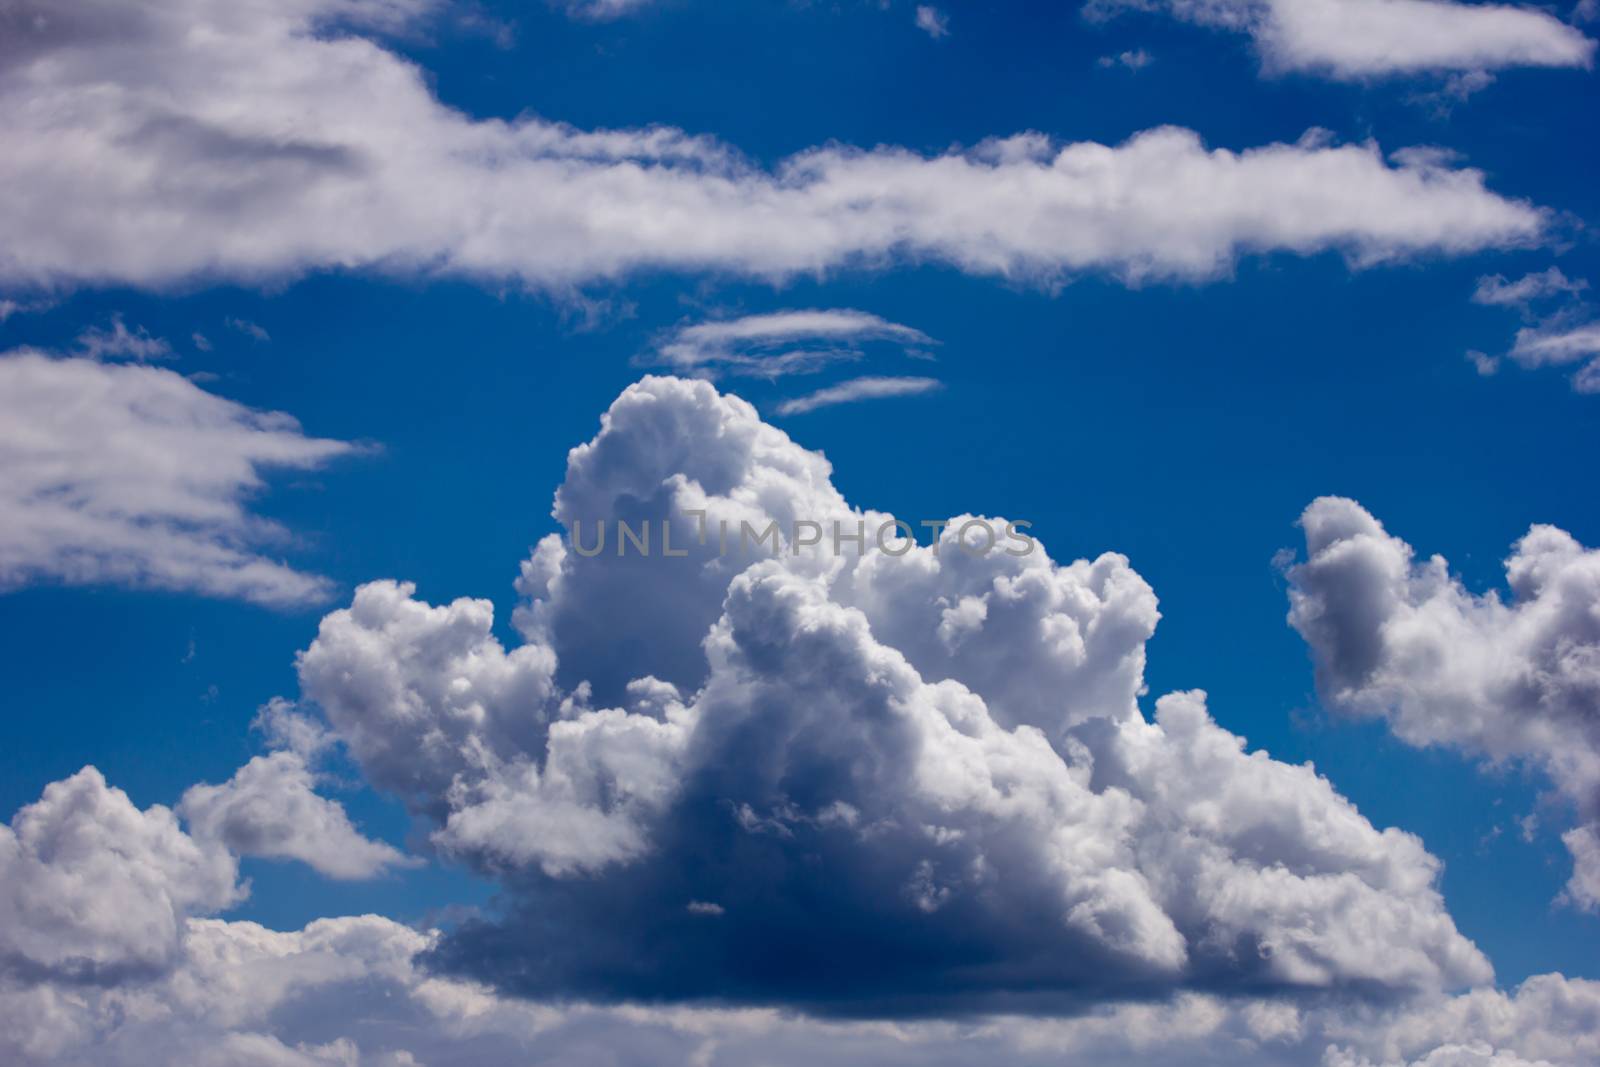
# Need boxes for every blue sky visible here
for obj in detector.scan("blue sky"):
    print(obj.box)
[3,1,1600,1064]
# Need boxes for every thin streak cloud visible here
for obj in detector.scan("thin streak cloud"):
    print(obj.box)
[775,375,944,414]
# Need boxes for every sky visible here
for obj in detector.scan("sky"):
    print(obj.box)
[2,1,1600,1064]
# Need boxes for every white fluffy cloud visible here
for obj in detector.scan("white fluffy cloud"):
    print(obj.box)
[0,351,355,606]
[2,768,1598,1066]
[1286,497,1600,910]
[296,580,560,811]
[649,309,935,378]
[1088,0,1594,79]
[0,0,1548,295]
[179,749,415,881]
[0,746,414,1059]
[21,945,1600,1067]
[0,730,406,997]
[0,767,242,984]
[301,376,1488,1009]
[8,894,1597,1067]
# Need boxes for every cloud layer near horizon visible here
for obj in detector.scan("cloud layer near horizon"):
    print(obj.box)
[0,0,1549,295]
[3,891,1598,1067]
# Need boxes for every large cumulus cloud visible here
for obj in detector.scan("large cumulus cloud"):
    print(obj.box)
[300,376,1489,1011]
[1285,497,1600,911]
[0,0,1548,294]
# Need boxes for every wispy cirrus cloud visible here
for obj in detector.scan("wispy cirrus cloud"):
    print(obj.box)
[225,317,271,343]
[774,374,944,414]
[1474,267,1589,312]
[1470,268,1600,392]
[649,309,934,378]
[915,5,951,38]
[1512,320,1600,392]
[72,315,172,361]
[563,0,657,18]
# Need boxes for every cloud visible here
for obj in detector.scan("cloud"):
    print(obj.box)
[226,318,271,343]
[1470,268,1600,392]
[774,375,944,414]
[296,579,562,814]
[1099,49,1156,70]
[1504,313,1600,392]
[4,837,1592,1067]
[1579,359,1600,395]
[565,0,657,18]
[0,767,243,984]
[5,380,1600,1061]
[0,724,406,996]
[1563,826,1600,912]
[1409,69,1497,116]
[0,298,51,322]
[916,5,951,38]
[1510,321,1600,369]
[1320,973,1600,1066]
[0,906,493,1067]
[0,350,356,606]
[1473,268,1589,312]
[0,727,409,1002]
[179,747,416,880]
[296,376,1488,1013]
[0,0,1546,295]
[1086,0,1595,79]
[0,764,1587,1066]
[1285,497,1600,911]
[72,315,173,361]
[649,309,934,378]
